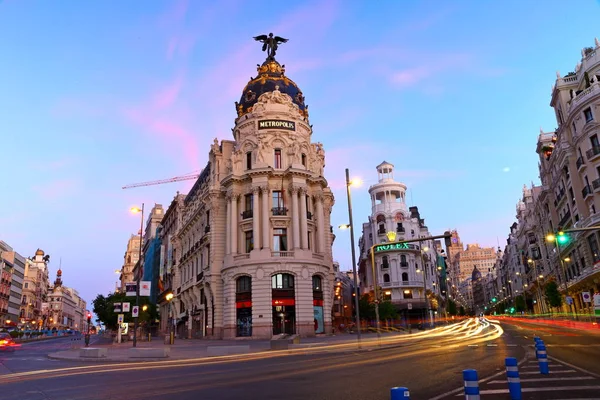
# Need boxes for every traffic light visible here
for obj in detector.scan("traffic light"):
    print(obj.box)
[87,312,92,324]
[557,231,569,245]
[492,297,497,303]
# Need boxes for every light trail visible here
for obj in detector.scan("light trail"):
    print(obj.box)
[0,318,504,385]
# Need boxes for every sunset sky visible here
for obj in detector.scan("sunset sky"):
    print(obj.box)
[1,0,599,306]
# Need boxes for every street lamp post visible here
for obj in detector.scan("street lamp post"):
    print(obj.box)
[546,233,576,318]
[166,292,174,345]
[131,203,145,348]
[419,243,430,328]
[344,168,362,347]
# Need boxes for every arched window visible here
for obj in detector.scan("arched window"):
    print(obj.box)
[383,273,390,283]
[401,272,408,282]
[381,256,389,269]
[272,273,294,289]
[312,275,322,291]
[236,276,251,293]
[400,255,407,267]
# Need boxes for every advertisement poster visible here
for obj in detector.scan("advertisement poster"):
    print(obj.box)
[140,281,151,296]
[594,294,600,316]
[314,306,324,334]
[125,283,136,297]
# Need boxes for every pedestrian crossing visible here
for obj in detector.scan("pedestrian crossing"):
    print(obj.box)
[471,356,600,399]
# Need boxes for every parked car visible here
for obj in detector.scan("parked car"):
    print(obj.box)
[0,332,17,351]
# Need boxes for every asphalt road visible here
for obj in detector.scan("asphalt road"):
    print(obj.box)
[0,319,597,400]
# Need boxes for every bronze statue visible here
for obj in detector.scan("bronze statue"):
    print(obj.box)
[253,33,288,59]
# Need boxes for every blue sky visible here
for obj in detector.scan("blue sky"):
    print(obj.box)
[1,0,599,307]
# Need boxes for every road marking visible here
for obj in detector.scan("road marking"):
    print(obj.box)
[488,376,594,384]
[456,386,600,395]
[467,344,478,347]
[519,369,576,375]
[486,344,498,347]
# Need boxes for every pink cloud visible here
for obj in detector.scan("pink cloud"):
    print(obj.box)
[152,74,184,109]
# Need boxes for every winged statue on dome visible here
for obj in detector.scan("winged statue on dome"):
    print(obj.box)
[253,33,288,59]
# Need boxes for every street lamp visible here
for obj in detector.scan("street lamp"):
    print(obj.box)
[166,292,174,345]
[342,168,363,347]
[131,203,144,348]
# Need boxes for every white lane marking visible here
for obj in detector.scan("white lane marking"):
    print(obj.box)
[549,356,600,379]
[486,344,498,347]
[466,386,600,395]
[488,376,594,384]
[467,344,478,347]
[519,369,576,375]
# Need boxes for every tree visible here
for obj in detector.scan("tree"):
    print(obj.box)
[515,295,526,312]
[358,294,375,321]
[378,301,398,321]
[447,299,458,316]
[93,291,158,330]
[544,281,562,309]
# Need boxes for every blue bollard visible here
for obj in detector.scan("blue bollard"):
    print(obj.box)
[463,369,480,399]
[537,344,549,374]
[505,357,522,400]
[390,387,410,399]
[535,340,544,359]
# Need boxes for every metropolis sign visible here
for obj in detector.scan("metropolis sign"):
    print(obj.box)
[258,119,295,131]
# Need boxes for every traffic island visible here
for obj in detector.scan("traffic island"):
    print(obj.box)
[79,348,107,358]
[128,347,170,358]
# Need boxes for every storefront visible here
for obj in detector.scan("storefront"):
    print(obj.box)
[272,273,296,335]
[236,276,252,337]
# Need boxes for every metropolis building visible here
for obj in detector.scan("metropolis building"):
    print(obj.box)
[169,37,335,339]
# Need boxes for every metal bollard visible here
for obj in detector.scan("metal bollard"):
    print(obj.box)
[463,369,480,400]
[537,344,549,374]
[505,357,522,400]
[390,387,410,399]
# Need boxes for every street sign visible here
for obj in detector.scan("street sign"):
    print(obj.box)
[132,306,139,317]
[582,292,591,303]
[566,296,573,305]
[113,302,122,312]
[117,314,124,324]
[594,294,600,316]
[122,302,130,312]
[125,283,136,297]
[140,281,151,296]
[407,303,413,310]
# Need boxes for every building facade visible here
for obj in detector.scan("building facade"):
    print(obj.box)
[357,161,442,325]
[332,261,355,330]
[45,268,87,331]
[20,249,50,327]
[0,241,26,328]
[171,42,335,339]
[120,235,141,291]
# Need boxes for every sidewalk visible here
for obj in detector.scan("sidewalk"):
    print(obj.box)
[48,331,403,363]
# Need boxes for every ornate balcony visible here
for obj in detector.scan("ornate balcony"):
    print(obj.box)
[241,210,253,219]
[586,146,600,160]
[592,178,600,191]
[306,211,313,220]
[576,156,585,170]
[582,185,593,199]
[271,251,294,257]
[272,207,288,216]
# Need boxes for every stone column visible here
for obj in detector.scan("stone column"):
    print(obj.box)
[299,188,308,249]
[253,187,261,250]
[225,194,231,255]
[261,186,270,250]
[291,187,300,249]
[315,194,325,253]
[230,194,238,254]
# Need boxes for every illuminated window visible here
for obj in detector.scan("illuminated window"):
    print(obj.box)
[274,149,282,168]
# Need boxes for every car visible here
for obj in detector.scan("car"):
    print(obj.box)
[0,332,17,351]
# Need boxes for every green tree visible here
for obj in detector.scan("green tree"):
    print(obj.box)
[358,294,375,321]
[93,291,158,330]
[378,301,398,321]
[515,295,526,312]
[447,299,458,316]
[544,281,562,309]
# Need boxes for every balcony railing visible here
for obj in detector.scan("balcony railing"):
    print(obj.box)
[272,207,288,216]
[576,156,585,169]
[271,251,294,257]
[396,227,405,233]
[582,185,593,198]
[241,210,253,219]
[380,281,424,288]
[586,146,600,160]
[204,225,210,233]
[381,263,389,269]
[559,211,572,228]
[400,262,409,268]
[593,178,600,191]
[306,211,313,220]
[377,228,386,235]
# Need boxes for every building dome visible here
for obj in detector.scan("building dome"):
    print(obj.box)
[35,249,44,256]
[236,59,307,118]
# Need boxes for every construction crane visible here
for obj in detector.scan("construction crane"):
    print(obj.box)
[122,173,199,189]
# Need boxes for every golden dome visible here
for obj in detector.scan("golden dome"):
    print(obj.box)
[35,249,44,256]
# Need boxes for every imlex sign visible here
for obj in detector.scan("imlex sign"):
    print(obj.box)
[257,119,295,131]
